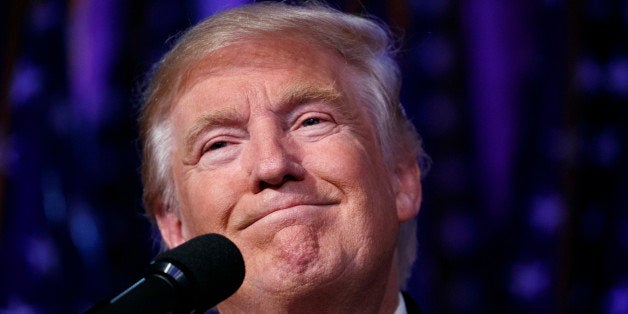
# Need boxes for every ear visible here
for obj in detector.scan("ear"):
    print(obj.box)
[394,160,422,223]
[155,206,186,249]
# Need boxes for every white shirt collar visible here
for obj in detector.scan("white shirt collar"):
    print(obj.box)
[394,292,408,314]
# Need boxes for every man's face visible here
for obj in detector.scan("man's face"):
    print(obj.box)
[157,38,420,303]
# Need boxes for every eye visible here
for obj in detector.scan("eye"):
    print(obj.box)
[206,141,228,151]
[301,117,321,127]
[291,111,335,134]
[194,131,245,166]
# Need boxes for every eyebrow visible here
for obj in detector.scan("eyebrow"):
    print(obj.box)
[182,84,346,157]
[275,83,343,112]
[183,108,243,158]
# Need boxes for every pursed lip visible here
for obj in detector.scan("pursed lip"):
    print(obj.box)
[235,191,339,230]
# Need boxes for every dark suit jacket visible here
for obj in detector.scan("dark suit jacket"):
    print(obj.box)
[402,292,423,314]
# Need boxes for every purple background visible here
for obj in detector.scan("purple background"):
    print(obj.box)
[1,0,627,313]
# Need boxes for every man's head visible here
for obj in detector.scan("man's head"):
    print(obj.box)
[139,2,428,311]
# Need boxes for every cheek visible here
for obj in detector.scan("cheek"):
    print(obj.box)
[306,135,395,210]
[313,143,399,260]
[317,136,390,189]
[175,167,244,236]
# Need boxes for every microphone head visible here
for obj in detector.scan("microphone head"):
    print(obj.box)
[151,233,245,311]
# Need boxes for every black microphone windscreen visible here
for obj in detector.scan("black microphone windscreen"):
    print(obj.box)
[152,233,245,311]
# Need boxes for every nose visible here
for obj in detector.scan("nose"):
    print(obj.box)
[243,128,305,192]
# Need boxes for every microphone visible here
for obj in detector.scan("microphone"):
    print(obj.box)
[86,233,245,313]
